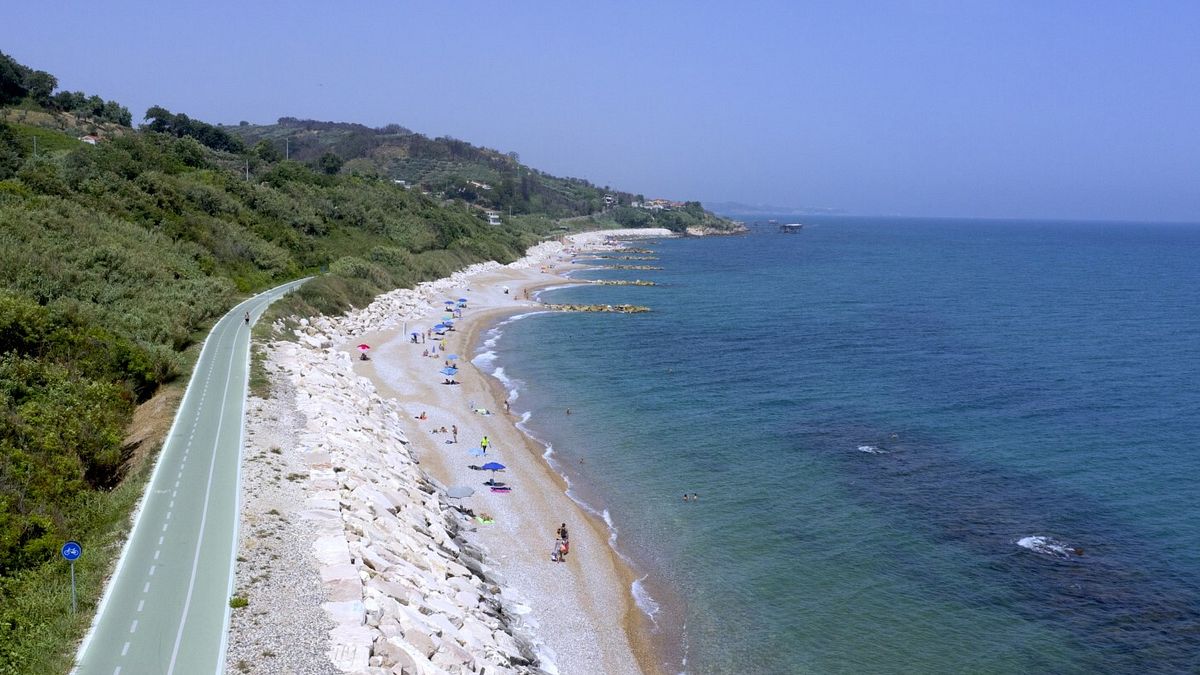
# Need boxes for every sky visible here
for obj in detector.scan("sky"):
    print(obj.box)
[4,1,1199,221]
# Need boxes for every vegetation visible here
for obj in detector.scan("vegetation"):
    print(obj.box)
[1,51,130,126]
[229,118,723,222]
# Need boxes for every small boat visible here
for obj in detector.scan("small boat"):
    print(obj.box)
[779,223,804,233]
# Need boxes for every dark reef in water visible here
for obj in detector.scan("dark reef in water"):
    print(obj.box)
[797,417,1200,672]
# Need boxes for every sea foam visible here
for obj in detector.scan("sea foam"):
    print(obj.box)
[1017,535,1081,559]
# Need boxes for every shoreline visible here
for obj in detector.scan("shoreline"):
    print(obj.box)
[226,228,679,674]
[351,233,671,674]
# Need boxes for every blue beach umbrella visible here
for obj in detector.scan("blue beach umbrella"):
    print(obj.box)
[458,298,468,303]
[440,367,458,376]
[444,300,455,305]
[481,461,506,483]
[445,354,459,361]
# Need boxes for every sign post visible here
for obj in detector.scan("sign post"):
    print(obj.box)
[61,540,82,614]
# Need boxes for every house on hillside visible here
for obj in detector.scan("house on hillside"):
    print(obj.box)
[469,180,493,191]
[486,211,502,226]
[603,194,616,207]
[80,135,101,145]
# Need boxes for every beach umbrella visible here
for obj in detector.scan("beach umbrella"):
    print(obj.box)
[356,344,370,352]
[444,300,456,305]
[445,354,459,361]
[440,367,458,376]
[481,461,505,483]
[445,485,475,498]
[458,298,468,303]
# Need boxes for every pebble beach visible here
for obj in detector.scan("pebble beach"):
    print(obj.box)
[226,229,674,674]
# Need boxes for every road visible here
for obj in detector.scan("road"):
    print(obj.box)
[75,279,308,675]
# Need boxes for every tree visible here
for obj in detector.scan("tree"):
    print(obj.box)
[22,70,56,106]
[317,152,343,175]
[0,51,30,105]
[0,122,22,180]
[253,139,281,163]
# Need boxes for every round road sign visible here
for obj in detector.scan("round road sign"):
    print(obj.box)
[61,541,82,561]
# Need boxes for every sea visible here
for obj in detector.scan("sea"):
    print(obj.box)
[472,217,1200,674]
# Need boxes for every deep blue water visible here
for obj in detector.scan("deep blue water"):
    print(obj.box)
[475,217,1200,674]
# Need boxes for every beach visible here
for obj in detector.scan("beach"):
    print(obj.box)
[227,229,673,674]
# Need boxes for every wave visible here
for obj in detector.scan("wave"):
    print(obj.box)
[632,575,662,626]
[857,444,889,454]
[473,350,497,367]
[1017,535,1083,559]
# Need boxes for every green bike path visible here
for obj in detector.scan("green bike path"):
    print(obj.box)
[75,279,308,675]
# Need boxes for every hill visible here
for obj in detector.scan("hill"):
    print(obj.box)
[228,118,742,234]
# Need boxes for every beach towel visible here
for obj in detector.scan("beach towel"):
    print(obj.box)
[490,486,512,493]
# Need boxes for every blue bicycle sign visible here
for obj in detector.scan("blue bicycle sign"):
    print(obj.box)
[61,541,82,561]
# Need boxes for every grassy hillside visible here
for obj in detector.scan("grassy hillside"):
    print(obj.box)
[228,118,740,233]
[229,117,636,217]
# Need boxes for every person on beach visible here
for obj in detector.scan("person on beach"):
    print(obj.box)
[480,436,489,453]
[551,538,563,562]
[504,400,510,413]
[557,523,569,542]
[451,425,458,443]
[416,411,427,420]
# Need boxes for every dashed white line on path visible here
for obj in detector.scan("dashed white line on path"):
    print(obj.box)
[149,565,156,576]
[137,600,144,612]
[143,582,150,593]
[129,620,138,634]
[121,642,129,656]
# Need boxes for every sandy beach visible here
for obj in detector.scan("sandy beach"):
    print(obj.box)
[227,229,673,674]
[351,235,665,674]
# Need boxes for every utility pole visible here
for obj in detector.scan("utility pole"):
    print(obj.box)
[285,137,290,160]
[244,159,250,181]
[32,136,37,157]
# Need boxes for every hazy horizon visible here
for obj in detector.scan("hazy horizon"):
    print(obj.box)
[4,2,1198,222]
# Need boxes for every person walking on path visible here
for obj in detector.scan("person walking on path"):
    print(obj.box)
[244,311,250,326]
[480,436,489,454]
[451,425,458,444]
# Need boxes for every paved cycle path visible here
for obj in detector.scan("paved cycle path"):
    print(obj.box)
[75,279,308,675]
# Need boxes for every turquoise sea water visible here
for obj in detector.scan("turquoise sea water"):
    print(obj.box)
[474,218,1200,674]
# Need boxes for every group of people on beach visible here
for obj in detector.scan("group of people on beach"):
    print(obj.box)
[551,522,569,562]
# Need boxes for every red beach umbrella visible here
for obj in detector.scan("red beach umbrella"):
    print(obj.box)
[357,344,371,352]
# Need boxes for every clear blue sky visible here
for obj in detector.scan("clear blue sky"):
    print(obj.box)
[5,2,1199,221]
